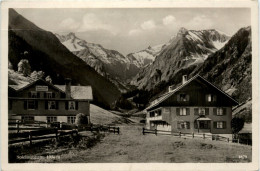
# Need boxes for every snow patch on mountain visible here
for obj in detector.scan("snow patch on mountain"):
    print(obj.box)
[212,40,228,49]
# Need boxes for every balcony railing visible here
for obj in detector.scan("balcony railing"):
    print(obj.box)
[148,115,162,121]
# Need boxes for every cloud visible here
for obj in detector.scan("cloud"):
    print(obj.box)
[128,19,156,36]
[128,29,141,36]
[59,18,80,31]
[141,20,156,30]
[186,15,214,29]
[163,15,176,25]
[77,13,117,35]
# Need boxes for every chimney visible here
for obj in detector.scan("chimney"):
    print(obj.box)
[182,75,187,85]
[65,78,71,98]
[168,85,173,92]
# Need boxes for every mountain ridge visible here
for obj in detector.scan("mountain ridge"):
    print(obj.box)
[8,8,121,108]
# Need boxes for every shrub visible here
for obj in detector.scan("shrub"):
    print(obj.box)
[17,59,31,76]
[75,113,89,127]
[231,117,245,133]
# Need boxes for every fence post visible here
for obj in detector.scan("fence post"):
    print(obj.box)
[143,128,145,135]
[203,133,205,139]
[29,131,32,146]
[179,131,181,138]
[55,129,58,141]
[192,132,194,138]
[216,135,218,141]
[16,120,20,133]
[113,127,115,134]
[155,129,157,136]
[227,138,229,143]
[117,127,120,134]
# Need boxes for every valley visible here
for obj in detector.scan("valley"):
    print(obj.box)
[8,8,252,130]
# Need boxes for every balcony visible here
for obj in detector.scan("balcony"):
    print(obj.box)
[148,115,162,121]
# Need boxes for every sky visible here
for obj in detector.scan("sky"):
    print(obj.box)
[15,8,251,55]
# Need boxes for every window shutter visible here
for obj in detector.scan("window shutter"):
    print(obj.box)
[177,94,180,101]
[56,101,59,109]
[37,92,40,98]
[176,108,180,116]
[187,94,190,101]
[60,93,66,98]
[177,122,180,129]
[65,101,68,110]
[223,121,227,129]
[44,92,46,98]
[28,92,31,98]
[194,122,198,129]
[24,101,27,110]
[205,94,208,102]
[223,108,227,115]
[205,108,209,115]
[9,100,12,110]
[213,122,217,129]
[213,108,217,115]
[213,95,217,102]
[194,108,198,115]
[52,92,55,98]
[45,101,48,109]
[76,102,79,110]
[186,108,190,115]
[35,101,38,109]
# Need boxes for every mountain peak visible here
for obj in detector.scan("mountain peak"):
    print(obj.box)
[67,32,76,38]
[178,27,188,34]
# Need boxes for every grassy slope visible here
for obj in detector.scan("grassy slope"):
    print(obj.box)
[90,104,121,125]
[36,125,251,163]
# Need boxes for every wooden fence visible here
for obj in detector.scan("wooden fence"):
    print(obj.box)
[142,128,231,143]
[8,120,120,134]
[9,123,120,145]
[9,128,78,145]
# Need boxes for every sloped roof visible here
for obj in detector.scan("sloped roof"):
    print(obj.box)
[55,85,93,100]
[9,83,30,91]
[145,75,239,111]
[8,79,93,100]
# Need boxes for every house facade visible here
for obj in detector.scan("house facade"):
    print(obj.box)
[8,79,93,124]
[145,75,238,134]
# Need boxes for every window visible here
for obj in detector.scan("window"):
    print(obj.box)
[180,108,186,116]
[150,112,155,117]
[214,121,226,129]
[179,94,189,101]
[31,91,37,98]
[68,116,76,124]
[46,92,53,98]
[217,108,223,116]
[206,94,217,102]
[217,121,223,128]
[155,109,162,116]
[22,116,34,122]
[177,108,190,116]
[47,116,57,123]
[69,101,76,110]
[28,100,37,110]
[48,101,56,110]
[177,121,190,129]
[199,108,205,115]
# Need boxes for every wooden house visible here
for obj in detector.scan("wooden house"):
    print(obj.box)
[145,75,238,134]
[8,78,92,124]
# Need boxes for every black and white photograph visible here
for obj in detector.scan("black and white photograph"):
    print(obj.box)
[1,0,259,170]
